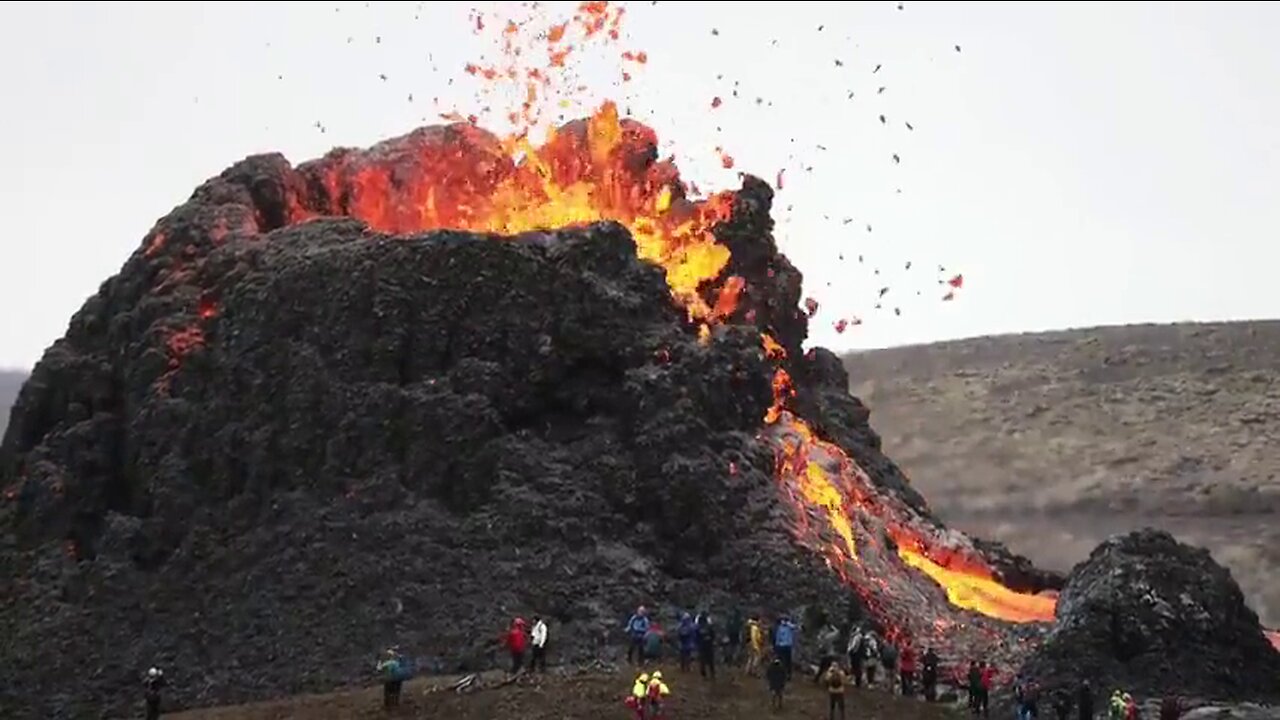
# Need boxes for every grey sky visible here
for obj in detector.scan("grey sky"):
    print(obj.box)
[1,1,1277,370]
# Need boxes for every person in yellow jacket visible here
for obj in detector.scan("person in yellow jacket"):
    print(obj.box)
[646,670,671,720]
[745,617,765,676]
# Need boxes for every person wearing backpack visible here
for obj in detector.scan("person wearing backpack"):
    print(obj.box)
[863,631,880,687]
[624,606,651,665]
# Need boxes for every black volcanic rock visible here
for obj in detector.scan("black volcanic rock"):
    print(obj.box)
[0,145,861,718]
[0,121,1054,719]
[1019,529,1280,702]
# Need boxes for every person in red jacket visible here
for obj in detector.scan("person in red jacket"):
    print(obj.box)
[506,617,529,675]
[899,644,917,697]
[977,662,996,718]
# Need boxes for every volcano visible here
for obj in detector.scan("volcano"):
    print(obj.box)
[1,103,1276,718]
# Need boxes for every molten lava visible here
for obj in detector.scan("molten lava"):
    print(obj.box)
[309,102,737,320]
[761,336,1056,627]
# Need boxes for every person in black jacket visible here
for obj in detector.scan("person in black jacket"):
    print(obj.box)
[696,612,717,680]
[1077,680,1094,720]
[143,667,166,720]
[921,647,940,701]
[766,658,788,710]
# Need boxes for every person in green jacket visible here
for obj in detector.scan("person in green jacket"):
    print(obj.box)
[376,648,405,710]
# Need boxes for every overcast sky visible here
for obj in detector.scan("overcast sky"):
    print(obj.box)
[1,1,1277,370]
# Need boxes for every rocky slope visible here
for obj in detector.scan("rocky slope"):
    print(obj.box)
[843,322,1280,628]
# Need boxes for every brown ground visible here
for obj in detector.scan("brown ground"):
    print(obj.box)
[171,666,957,720]
[843,320,1280,628]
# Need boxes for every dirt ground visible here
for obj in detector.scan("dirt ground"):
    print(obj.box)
[171,665,960,720]
[843,320,1280,627]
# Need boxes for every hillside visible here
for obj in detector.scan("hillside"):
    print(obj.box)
[0,370,23,436]
[843,320,1280,627]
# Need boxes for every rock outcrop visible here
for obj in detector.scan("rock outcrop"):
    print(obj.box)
[1019,529,1280,702]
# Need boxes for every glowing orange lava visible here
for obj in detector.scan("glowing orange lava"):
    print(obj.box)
[762,335,1056,625]
[323,101,737,319]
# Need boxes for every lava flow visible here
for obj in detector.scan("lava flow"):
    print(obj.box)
[763,355,1056,629]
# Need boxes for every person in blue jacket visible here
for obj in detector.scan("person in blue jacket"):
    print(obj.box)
[624,605,651,665]
[677,612,698,672]
[773,616,798,680]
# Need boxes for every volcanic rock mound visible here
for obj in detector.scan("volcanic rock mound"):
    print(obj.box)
[1019,529,1280,702]
[0,116,901,718]
[6,109,1262,720]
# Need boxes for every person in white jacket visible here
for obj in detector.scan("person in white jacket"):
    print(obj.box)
[530,615,548,672]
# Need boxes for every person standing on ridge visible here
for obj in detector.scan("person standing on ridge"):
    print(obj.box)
[143,667,166,720]
[1122,693,1138,720]
[627,672,649,720]
[825,663,849,720]
[625,606,651,665]
[505,617,529,675]
[1108,690,1126,720]
[978,661,995,718]
[846,627,865,688]
[921,646,940,701]
[745,616,765,676]
[967,661,983,715]
[766,657,788,711]
[696,612,718,680]
[646,670,671,720]
[879,636,899,693]
[1077,680,1094,720]
[677,612,697,672]
[375,649,406,710]
[773,615,797,680]
[530,615,548,672]
[814,621,840,683]
[862,631,880,687]
[899,642,917,697]
[1052,689,1074,720]
[643,619,664,665]
[725,606,745,667]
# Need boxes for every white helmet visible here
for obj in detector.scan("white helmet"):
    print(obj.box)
[148,667,161,677]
